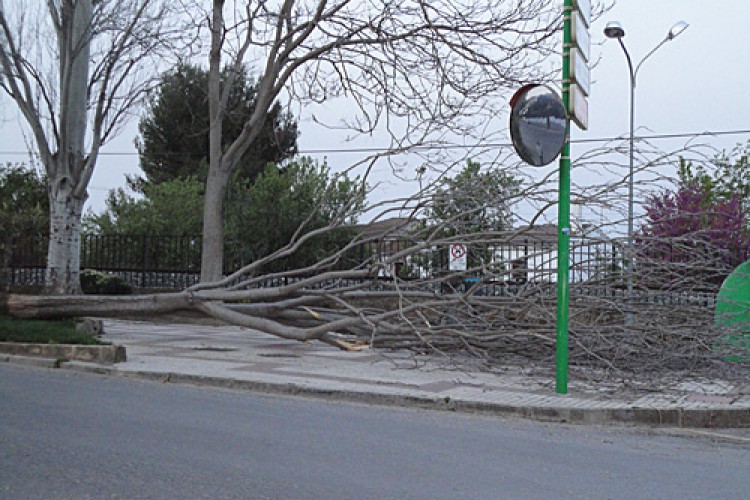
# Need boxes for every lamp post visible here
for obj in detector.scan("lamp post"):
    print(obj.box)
[603,20,689,308]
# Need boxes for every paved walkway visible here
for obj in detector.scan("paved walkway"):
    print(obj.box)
[14,319,750,428]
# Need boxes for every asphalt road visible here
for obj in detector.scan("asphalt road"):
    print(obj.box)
[1,363,748,499]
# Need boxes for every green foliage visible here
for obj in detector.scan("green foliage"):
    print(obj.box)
[85,157,365,273]
[85,177,204,236]
[429,160,521,235]
[428,160,521,270]
[225,158,365,271]
[678,140,750,214]
[0,163,49,271]
[0,313,105,345]
[80,269,133,295]
[0,163,49,238]
[135,63,298,187]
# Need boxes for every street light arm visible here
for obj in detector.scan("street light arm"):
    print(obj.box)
[634,37,669,81]
[616,37,635,88]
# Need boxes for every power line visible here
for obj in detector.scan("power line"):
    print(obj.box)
[1,128,749,157]
[571,128,750,145]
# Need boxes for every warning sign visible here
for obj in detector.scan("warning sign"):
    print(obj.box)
[449,244,467,271]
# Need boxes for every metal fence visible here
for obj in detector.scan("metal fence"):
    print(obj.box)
[2,234,203,289]
[1,233,738,306]
[1,233,47,286]
[81,234,202,288]
[3,234,620,287]
[0,234,617,288]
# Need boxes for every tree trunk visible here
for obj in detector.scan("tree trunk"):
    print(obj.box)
[43,0,92,295]
[200,0,227,284]
[200,169,228,283]
[6,292,193,319]
[45,178,86,295]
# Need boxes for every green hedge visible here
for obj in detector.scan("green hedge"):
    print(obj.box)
[80,269,132,295]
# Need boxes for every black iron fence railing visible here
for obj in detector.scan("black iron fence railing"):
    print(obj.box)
[81,234,202,272]
[2,234,204,288]
[2,233,745,298]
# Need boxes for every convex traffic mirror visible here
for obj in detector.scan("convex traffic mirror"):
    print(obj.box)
[509,84,568,166]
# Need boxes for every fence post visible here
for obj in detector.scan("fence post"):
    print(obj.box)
[523,239,529,284]
[5,235,14,286]
[142,235,149,288]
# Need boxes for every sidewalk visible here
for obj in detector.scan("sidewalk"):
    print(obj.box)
[14,319,750,428]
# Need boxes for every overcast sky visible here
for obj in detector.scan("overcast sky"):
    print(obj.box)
[587,0,749,150]
[1,0,748,217]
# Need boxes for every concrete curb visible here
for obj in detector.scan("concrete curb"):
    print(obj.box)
[4,354,749,428]
[0,342,126,365]
[1,353,61,369]
[79,366,750,429]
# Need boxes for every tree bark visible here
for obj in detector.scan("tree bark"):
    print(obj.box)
[200,169,228,283]
[6,292,193,319]
[200,0,227,284]
[44,0,92,294]
[45,177,86,295]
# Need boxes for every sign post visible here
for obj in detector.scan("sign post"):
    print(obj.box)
[556,0,590,395]
[508,1,589,395]
[555,0,572,395]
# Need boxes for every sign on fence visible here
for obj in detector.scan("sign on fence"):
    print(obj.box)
[449,244,467,271]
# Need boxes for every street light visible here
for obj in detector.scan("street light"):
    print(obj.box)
[603,20,689,310]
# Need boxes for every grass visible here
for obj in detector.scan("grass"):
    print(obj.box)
[0,313,107,345]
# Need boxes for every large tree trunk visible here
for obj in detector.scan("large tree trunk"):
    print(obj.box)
[200,170,228,283]
[199,0,227,284]
[45,179,86,295]
[6,292,193,319]
[44,0,92,295]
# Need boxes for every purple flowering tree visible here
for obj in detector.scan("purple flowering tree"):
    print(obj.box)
[638,179,750,290]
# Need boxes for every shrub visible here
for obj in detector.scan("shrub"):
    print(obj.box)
[80,269,132,295]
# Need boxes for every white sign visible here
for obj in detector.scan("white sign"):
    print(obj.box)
[571,10,590,62]
[573,0,591,27]
[570,83,589,130]
[570,48,590,96]
[449,244,467,271]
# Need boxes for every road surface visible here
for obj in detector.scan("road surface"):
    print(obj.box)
[1,364,748,499]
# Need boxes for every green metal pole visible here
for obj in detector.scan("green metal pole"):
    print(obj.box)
[556,0,573,395]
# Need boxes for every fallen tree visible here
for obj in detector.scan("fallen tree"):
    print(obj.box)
[6,163,748,381]
[4,2,747,384]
